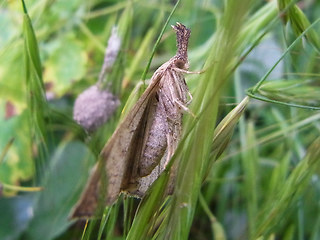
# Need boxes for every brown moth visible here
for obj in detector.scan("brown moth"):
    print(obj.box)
[71,22,192,218]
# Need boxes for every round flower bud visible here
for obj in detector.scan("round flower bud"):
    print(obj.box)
[73,85,120,132]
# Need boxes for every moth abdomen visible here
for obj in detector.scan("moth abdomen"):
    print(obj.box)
[139,141,166,177]
[138,99,168,177]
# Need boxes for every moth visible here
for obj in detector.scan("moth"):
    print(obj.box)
[71,23,192,218]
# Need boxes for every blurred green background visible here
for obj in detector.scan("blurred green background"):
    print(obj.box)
[1,0,320,239]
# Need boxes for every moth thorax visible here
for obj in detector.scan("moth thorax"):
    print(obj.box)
[174,58,189,70]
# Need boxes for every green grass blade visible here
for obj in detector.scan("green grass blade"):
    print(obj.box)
[140,0,181,82]
[241,121,258,238]
[22,0,49,174]
[249,18,320,93]
[254,137,320,238]
[126,172,169,240]
[166,1,255,239]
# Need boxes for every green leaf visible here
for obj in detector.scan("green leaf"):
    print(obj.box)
[22,141,95,240]
[0,110,33,188]
[0,45,25,104]
[44,35,87,96]
[0,10,19,46]
[0,195,34,240]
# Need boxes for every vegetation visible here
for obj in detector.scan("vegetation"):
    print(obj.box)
[1,0,320,239]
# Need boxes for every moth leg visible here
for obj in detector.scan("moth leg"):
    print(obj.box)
[174,98,195,118]
[165,130,178,167]
[171,71,192,105]
[187,90,193,105]
[165,134,173,165]
[164,78,195,117]
[172,68,205,74]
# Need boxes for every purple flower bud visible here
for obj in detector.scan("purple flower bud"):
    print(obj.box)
[73,85,120,132]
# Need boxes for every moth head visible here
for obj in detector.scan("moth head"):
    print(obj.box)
[171,22,190,68]
[174,57,189,70]
[171,22,191,40]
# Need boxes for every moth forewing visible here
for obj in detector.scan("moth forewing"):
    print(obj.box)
[71,77,161,218]
[136,96,168,177]
[71,23,192,219]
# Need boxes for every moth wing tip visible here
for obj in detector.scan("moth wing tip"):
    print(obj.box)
[68,208,90,220]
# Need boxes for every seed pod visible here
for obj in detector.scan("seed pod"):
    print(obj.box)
[98,27,121,84]
[73,85,120,132]
[73,27,121,132]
